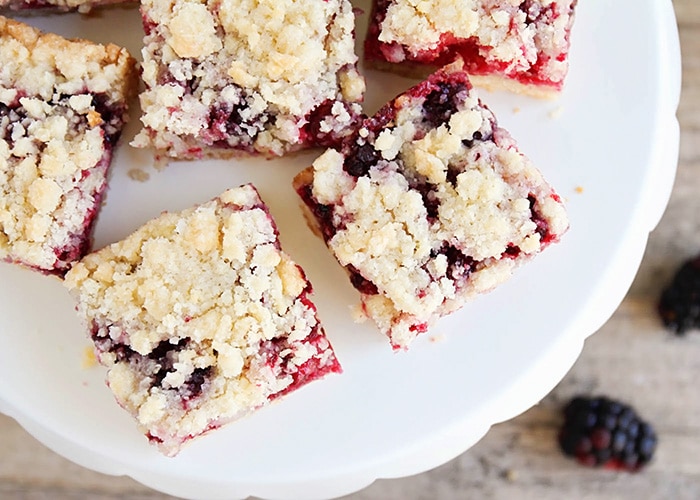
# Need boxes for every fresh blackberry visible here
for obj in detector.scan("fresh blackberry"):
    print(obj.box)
[558,396,657,471]
[658,253,700,335]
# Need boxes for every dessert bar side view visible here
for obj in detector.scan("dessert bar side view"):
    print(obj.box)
[365,0,578,97]
[64,185,342,456]
[295,57,569,349]
[132,0,366,159]
[0,16,138,276]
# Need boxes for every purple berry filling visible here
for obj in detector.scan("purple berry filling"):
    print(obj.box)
[347,264,379,295]
[343,142,381,178]
[92,328,215,402]
[421,81,468,127]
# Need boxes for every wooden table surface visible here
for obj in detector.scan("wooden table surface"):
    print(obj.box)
[2,1,699,498]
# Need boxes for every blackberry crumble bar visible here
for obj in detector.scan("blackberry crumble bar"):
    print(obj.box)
[0,16,137,275]
[132,0,366,159]
[64,185,342,456]
[365,0,578,97]
[294,58,568,349]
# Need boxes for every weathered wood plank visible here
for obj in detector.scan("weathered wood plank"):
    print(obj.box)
[673,0,700,27]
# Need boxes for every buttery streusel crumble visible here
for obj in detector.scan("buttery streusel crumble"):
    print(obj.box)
[64,185,341,456]
[132,0,366,159]
[295,58,568,349]
[0,16,137,275]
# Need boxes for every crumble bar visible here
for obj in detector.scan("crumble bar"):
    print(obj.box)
[0,16,137,275]
[365,0,578,97]
[64,185,342,456]
[132,0,366,159]
[295,58,568,349]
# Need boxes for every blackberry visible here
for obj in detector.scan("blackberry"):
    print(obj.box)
[558,396,657,471]
[658,253,700,335]
[344,142,380,178]
[422,81,467,126]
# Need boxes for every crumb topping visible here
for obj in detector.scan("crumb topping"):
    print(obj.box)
[0,17,137,273]
[65,185,339,454]
[0,17,136,105]
[314,97,551,314]
[134,0,365,157]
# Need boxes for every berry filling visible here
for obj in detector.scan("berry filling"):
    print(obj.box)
[437,244,475,281]
[302,99,364,148]
[264,327,342,399]
[421,80,467,127]
[347,264,380,295]
[92,329,215,404]
[344,142,382,178]
[207,102,270,152]
[298,184,340,242]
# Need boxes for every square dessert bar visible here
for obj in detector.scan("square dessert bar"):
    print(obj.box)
[294,58,568,349]
[0,17,137,275]
[365,0,578,97]
[64,185,342,456]
[132,0,366,159]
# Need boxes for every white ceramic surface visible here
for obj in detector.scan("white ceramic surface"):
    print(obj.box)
[0,1,681,499]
